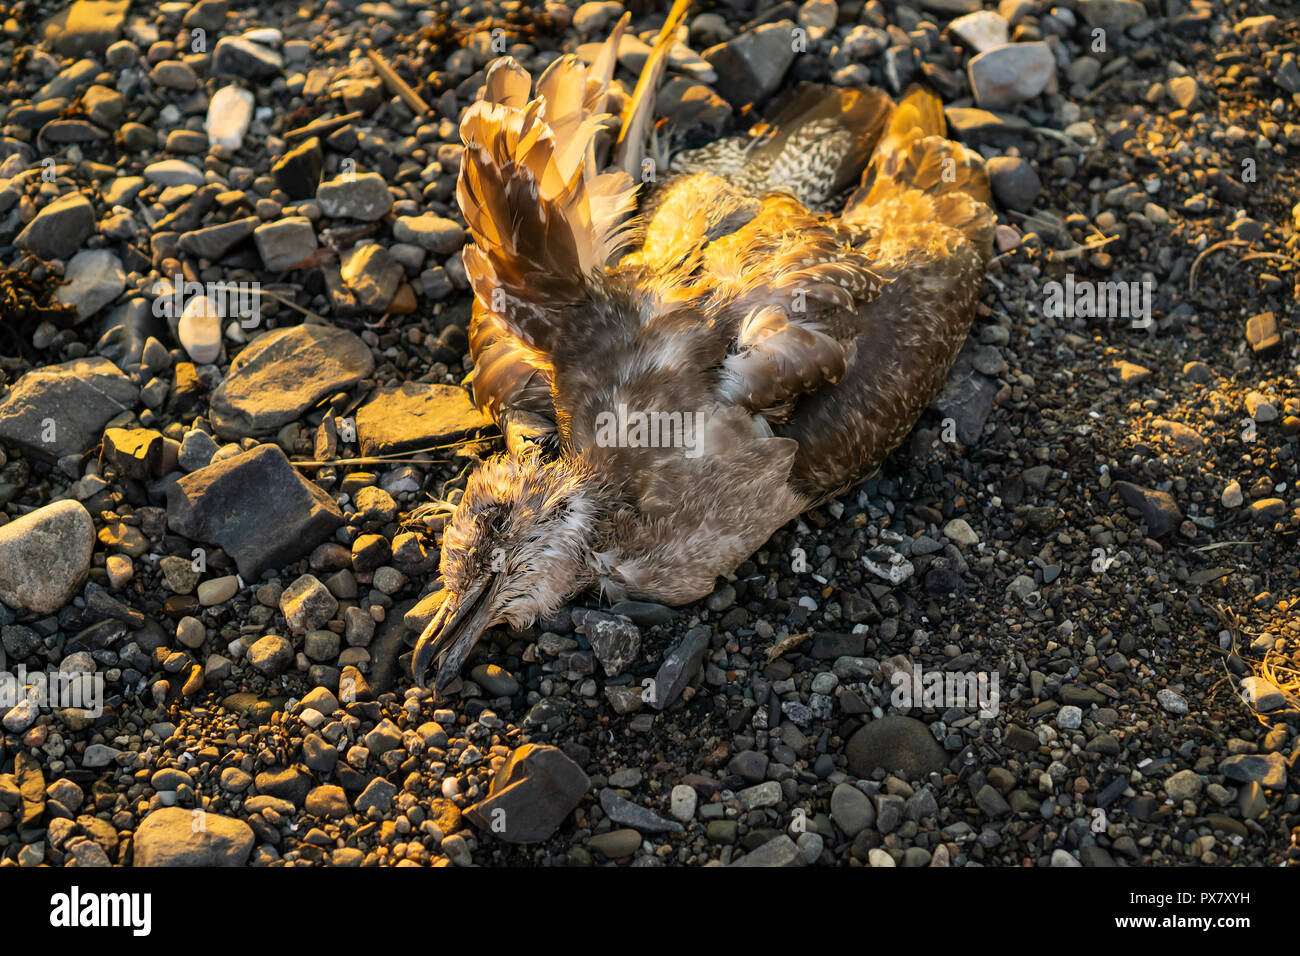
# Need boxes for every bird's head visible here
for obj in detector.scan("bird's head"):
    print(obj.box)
[413,450,605,690]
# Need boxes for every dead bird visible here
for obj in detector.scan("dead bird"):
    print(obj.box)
[413,1,995,689]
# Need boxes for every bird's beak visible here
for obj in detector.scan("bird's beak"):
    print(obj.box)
[412,578,499,691]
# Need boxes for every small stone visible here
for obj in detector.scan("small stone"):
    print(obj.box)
[669,784,697,822]
[212,36,283,79]
[1165,769,1202,802]
[317,173,393,221]
[15,192,96,259]
[133,807,253,865]
[205,84,255,152]
[280,574,339,634]
[0,500,94,615]
[252,217,318,271]
[197,575,238,606]
[949,10,1008,52]
[53,249,125,319]
[178,295,223,364]
[246,634,293,675]
[968,42,1055,109]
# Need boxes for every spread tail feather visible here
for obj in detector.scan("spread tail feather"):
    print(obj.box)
[457,50,639,353]
[847,84,995,260]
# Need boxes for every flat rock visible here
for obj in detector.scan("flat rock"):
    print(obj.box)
[180,217,258,261]
[43,0,128,56]
[845,715,949,779]
[143,159,205,187]
[1076,0,1147,30]
[1112,481,1181,538]
[165,443,345,580]
[599,787,683,833]
[391,215,465,253]
[0,500,93,615]
[704,21,797,106]
[1220,753,1287,790]
[133,806,254,866]
[651,626,710,710]
[317,173,393,221]
[968,41,1055,109]
[0,357,137,460]
[355,382,492,456]
[465,744,589,843]
[211,36,283,79]
[932,345,997,444]
[253,216,318,271]
[205,84,255,152]
[729,834,803,867]
[15,192,96,259]
[210,324,374,439]
[53,248,125,319]
[948,10,1008,52]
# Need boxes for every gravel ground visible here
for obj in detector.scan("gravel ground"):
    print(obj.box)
[0,0,1297,868]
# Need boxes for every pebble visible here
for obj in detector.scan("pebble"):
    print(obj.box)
[0,500,94,615]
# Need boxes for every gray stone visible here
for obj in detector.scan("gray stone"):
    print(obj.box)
[0,357,137,461]
[1220,753,1287,790]
[845,715,948,779]
[280,574,339,634]
[1076,0,1147,30]
[0,500,94,615]
[949,10,1009,52]
[212,36,283,79]
[133,807,253,866]
[339,244,404,313]
[16,192,96,259]
[180,217,258,261]
[43,0,129,56]
[968,42,1055,110]
[317,173,393,222]
[246,634,293,675]
[704,21,798,106]
[729,834,803,867]
[392,215,466,254]
[1112,481,1181,538]
[584,612,641,677]
[253,216,318,271]
[54,249,125,319]
[985,156,1041,212]
[599,787,683,834]
[464,744,589,843]
[651,626,710,710]
[830,782,875,836]
[143,159,205,187]
[355,382,493,456]
[210,324,374,439]
[165,444,345,580]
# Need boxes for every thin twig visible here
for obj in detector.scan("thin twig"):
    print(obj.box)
[289,435,497,469]
[366,50,430,115]
[285,111,364,142]
[1188,239,1248,293]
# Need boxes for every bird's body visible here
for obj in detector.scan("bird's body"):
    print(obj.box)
[414,8,995,689]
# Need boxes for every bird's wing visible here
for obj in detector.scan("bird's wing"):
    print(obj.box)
[778,88,996,503]
[460,5,693,452]
[627,85,994,504]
